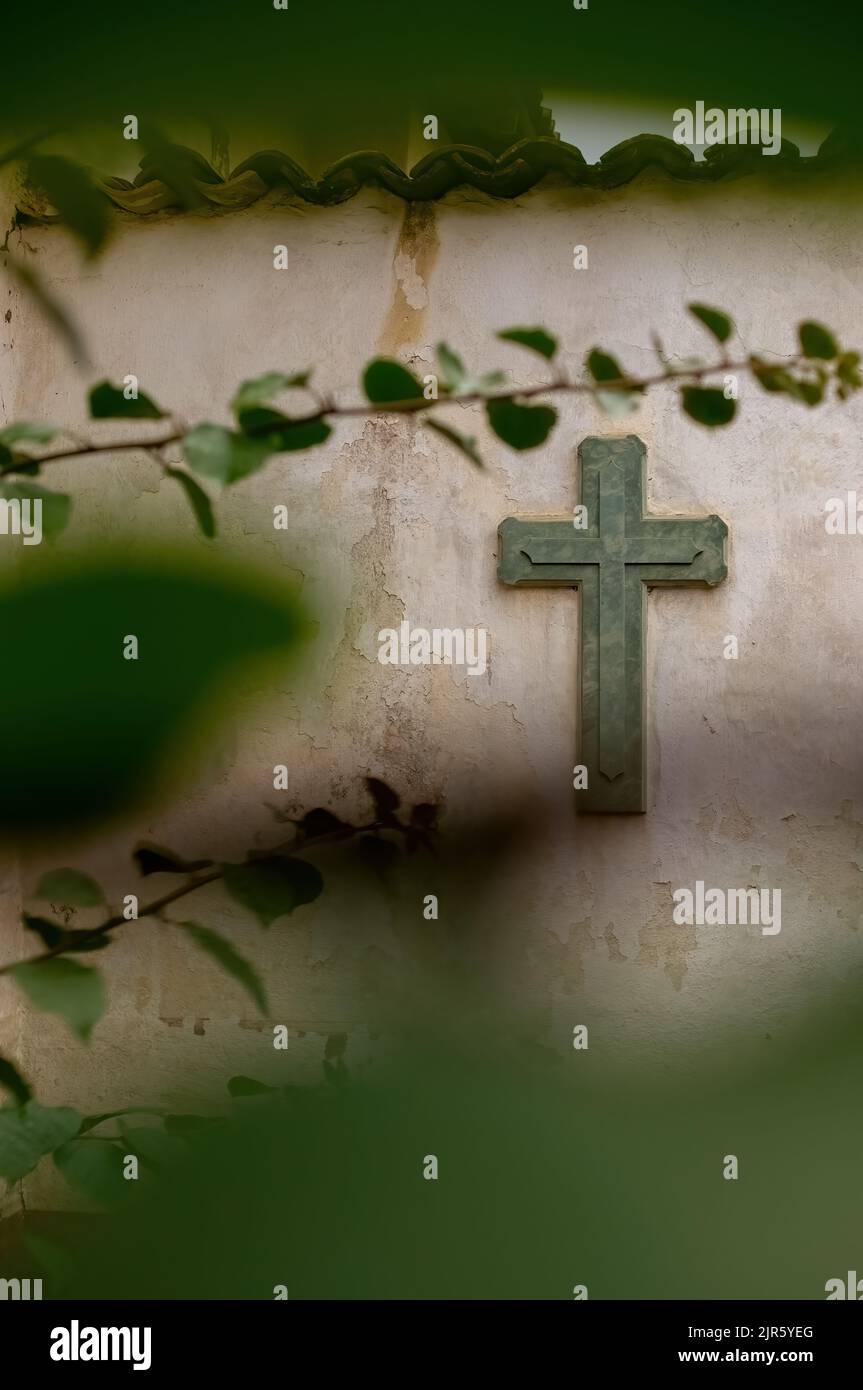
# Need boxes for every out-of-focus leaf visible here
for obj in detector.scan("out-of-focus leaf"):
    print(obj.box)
[11,959,105,1042]
[497,327,558,359]
[426,419,484,468]
[486,398,557,450]
[681,386,736,427]
[183,423,272,484]
[79,1107,166,1134]
[177,921,268,1014]
[300,808,348,839]
[586,348,625,382]
[799,321,838,360]
[120,1124,188,1171]
[88,380,164,420]
[231,371,311,422]
[435,344,470,392]
[53,1138,130,1205]
[222,857,324,926]
[0,482,71,540]
[0,548,306,832]
[133,845,212,876]
[596,389,640,418]
[23,914,110,954]
[0,1056,32,1107]
[6,258,89,366]
[227,1075,275,1098]
[165,468,216,538]
[366,776,400,819]
[0,423,57,446]
[688,304,734,344]
[324,1032,348,1060]
[34,867,104,906]
[362,359,424,405]
[0,1100,81,1181]
[26,154,110,257]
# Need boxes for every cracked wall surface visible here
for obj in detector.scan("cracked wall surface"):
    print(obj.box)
[1,169,862,1208]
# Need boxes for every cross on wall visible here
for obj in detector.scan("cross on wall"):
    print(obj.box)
[498,435,728,812]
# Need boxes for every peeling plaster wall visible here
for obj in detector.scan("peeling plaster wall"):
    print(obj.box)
[2,170,862,1208]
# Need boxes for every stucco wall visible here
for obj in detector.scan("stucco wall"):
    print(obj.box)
[2,167,862,1208]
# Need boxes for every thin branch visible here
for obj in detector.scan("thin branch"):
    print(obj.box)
[0,353,809,479]
[0,816,392,974]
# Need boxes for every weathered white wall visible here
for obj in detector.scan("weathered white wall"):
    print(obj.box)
[2,167,862,1208]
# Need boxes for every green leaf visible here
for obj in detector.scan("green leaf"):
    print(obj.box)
[299,808,348,840]
[681,386,737,428]
[53,1138,129,1205]
[120,1124,188,1171]
[27,155,110,258]
[11,959,106,1041]
[222,857,324,927]
[586,349,625,383]
[688,304,734,344]
[477,370,509,390]
[435,344,469,392]
[486,398,557,451]
[836,351,862,388]
[0,549,306,833]
[0,482,71,540]
[425,419,484,468]
[0,1100,81,1181]
[362,359,424,405]
[366,776,400,818]
[183,423,272,484]
[411,803,438,830]
[0,1056,32,1107]
[750,359,799,394]
[265,418,332,452]
[497,327,558,360]
[596,390,640,419]
[177,921,268,1014]
[6,258,90,367]
[88,380,164,420]
[34,867,104,906]
[231,371,311,420]
[325,1032,348,1060]
[797,379,825,406]
[133,844,212,876]
[23,914,110,954]
[0,423,57,446]
[799,321,839,360]
[165,468,216,538]
[79,1107,166,1134]
[227,1075,275,1097]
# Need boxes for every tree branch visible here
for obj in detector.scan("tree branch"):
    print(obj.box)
[0,353,808,479]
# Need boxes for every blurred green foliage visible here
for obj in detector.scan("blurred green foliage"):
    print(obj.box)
[0,547,308,834]
[1,0,861,144]
[19,974,863,1300]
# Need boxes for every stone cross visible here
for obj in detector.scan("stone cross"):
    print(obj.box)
[498,435,727,812]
